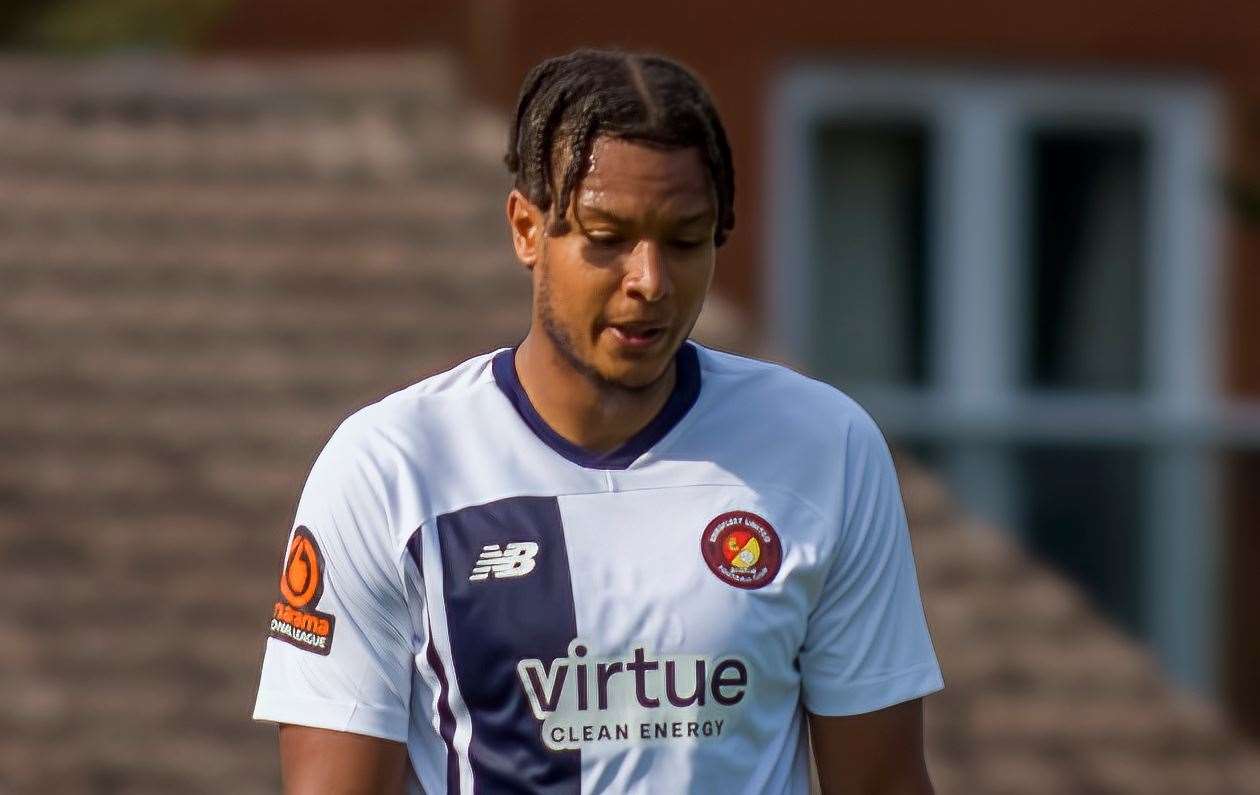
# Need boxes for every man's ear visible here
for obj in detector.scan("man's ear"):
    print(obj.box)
[507,189,544,271]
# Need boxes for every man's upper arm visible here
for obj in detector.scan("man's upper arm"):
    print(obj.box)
[808,699,932,794]
[278,724,408,795]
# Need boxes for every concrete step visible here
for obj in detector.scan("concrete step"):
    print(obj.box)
[0,117,492,183]
[0,238,516,291]
[0,52,464,107]
[3,363,424,407]
[0,448,316,508]
[0,175,506,228]
[0,397,340,449]
[0,328,522,408]
[2,279,527,337]
[0,53,509,184]
[0,180,511,248]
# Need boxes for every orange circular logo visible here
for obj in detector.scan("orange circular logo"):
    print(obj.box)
[280,526,324,609]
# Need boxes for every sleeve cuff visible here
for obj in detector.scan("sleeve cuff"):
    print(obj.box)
[802,662,944,717]
[252,689,409,743]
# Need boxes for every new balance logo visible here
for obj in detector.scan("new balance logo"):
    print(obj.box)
[469,542,539,582]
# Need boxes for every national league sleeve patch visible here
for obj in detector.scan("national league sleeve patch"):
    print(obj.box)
[268,525,336,655]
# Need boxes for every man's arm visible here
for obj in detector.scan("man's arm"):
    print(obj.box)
[278,724,408,795]
[800,411,943,793]
[252,419,417,787]
[809,698,933,795]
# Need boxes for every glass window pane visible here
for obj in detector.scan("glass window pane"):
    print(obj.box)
[1017,444,1146,635]
[809,123,929,388]
[1025,129,1148,392]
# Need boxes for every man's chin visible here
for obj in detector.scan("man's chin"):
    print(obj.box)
[593,351,676,393]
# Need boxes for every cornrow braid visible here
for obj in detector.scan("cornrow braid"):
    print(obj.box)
[504,48,736,247]
[503,59,563,174]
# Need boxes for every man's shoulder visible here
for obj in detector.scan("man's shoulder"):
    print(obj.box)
[691,342,874,433]
[324,347,507,457]
[684,343,888,519]
[380,347,505,406]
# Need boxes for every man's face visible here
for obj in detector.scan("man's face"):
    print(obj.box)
[518,136,717,391]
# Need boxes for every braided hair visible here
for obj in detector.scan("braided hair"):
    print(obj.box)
[504,48,736,247]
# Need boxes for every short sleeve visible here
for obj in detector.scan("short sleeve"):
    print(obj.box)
[252,419,414,741]
[799,409,944,716]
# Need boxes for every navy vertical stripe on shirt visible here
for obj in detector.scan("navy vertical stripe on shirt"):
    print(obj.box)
[407,531,462,794]
[437,496,581,794]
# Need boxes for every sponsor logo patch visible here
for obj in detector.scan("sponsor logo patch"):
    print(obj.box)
[268,525,336,655]
[700,510,782,590]
[469,541,539,582]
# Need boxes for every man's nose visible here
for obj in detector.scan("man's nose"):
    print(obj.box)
[624,240,671,302]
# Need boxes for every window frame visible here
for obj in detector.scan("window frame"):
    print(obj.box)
[765,63,1230,694]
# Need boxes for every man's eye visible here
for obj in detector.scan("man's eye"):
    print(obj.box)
[586,234,705,250]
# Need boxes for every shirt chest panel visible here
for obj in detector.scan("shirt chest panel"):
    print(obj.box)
[425,484,833,718]
[421,483,833,780]
[556,485,829,668]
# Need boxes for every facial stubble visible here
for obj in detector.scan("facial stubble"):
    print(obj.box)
[535,262,675,398]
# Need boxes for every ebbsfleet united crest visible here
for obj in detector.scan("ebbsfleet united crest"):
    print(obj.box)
[700,511,782,590]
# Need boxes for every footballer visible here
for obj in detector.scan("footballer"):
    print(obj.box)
[254,48,943,794]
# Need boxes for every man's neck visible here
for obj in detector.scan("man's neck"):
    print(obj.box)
[514,332,677,455]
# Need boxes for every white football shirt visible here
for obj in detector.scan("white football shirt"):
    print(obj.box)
[253,341,943,794]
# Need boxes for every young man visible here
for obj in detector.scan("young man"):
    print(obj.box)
[253,48,943,794]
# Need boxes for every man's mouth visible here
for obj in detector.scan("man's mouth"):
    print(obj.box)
[605,322,668,349]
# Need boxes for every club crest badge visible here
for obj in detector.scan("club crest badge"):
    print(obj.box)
[700,511,782,590]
